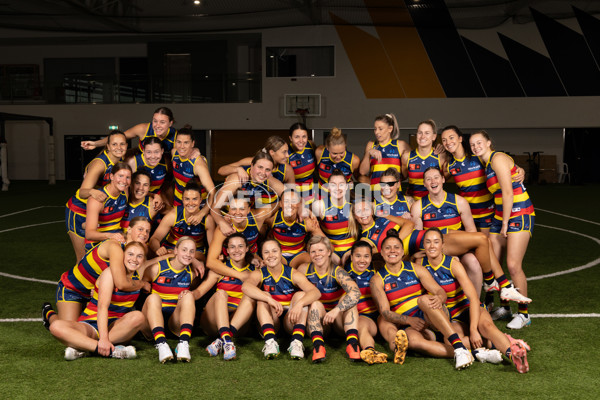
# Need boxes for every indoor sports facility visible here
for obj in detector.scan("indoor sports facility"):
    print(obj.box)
[1,2,599,399]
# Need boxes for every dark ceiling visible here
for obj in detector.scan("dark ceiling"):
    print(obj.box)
[0,0,599,36]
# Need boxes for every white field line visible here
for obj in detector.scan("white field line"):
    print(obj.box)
[536,208,600,226]
[528,224,600,281]
[0,205,63,218]
[0,220,63,234]
[0,272,56,285]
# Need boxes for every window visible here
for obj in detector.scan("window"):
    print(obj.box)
[266,46,334,77]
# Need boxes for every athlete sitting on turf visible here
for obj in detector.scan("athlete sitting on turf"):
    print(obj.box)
[298,236,361,363]
[242,240,320,360]
[49,241,147,361]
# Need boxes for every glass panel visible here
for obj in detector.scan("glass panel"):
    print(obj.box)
[266,46,334,77]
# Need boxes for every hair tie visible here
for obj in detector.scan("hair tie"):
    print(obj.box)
[261,148,267,153]
[385,113,393,119]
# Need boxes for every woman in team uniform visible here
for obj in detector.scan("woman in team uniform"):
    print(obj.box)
[298,236,361,363]
[344,241,388,365]
[66,130,127,261]
[201,233,257,361]
[120,170,157,232]
[84,162,132,251]
[470,131,535,330]
[401,120,447,200]
[316,127,360,188]
[242,240,321,360]
[288,123,317,204]
[49,241,147,361]
[81,107,178,155]
[370,230,474,370]
[267,189,325,268]
[218,136,295,185]
[420,228,530,373]
[359,113,411,187]
[142,236,214,363]
[43,217,152,326]
[373,168,413,219]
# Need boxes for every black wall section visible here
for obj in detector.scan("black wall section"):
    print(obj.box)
[461,37,525,97]
[404,0,484,97]
[499,33,566,97]
[573,6,600,71]
[531,8,600,96]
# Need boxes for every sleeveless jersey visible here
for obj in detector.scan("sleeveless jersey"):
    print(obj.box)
[485,152,535,220]
[151,258,194,310]
[172,151,200,207]
[423,255,469,320]
[66,189,89,218]
[420,192,462,233]
[78,271,141,323]
[319,199,355,256]
[138,124,177,153]
[161,206,207,253]
[121,196,152,231]
[317,148,355,186]
[95,185,128,233]
[377,262,425,316]
[239,166,278,208]
[260,264,296,307]
[369,139,403,185]
[407,148,441,200]
[60,240,113,297]
[447,154,494,221]
[374,194,410,218]
[344,263,376,317]
[271,209,307,255]
[305,264,345,311]
[271,163,287,183]
[133,152,168,194]
[229,212,260,254]
[360,217,400,253]
[290,142,316,202]
[216,259,255,310]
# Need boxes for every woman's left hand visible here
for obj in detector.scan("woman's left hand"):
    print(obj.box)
[97,338,114,357]
[323,308,340,325]
[470,330,483,350]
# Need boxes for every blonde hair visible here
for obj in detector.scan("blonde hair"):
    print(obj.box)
[471,130,494,150]
[325,127,347,148]
[375,113,400,140]
[417,119,437,134]
[307,235,336,285]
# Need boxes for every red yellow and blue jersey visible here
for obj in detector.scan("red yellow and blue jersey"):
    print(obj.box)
[78,271,141,323]
[485,152,535,220]
[369,139,403,186]
[289,142,316,202]
[404,229,426,256]
[229,212,260,254]
[120,195,152,231]
[151,258,194,310]
[374,194,410,218]
[377,262,425,317]
[422,255,469,320]
[271,163,287,183]
[305,264,345,311]
[317,148,355,187]
[319,199,355,256]
[88,149,121,188]
[407,148,441,200]
[360,217,400,253]
[260,264,296,307]
[95,185,128,233]
[216,259,255,311]
[239,166,278,208]
[344,262,377,317]
[161,206,207,253]
[133,152,168,194]
[138,124,177,153]
[60,240,113,297]
[447,154,494,221]
[66,189,89,218]
[420,192,462,233]
[271,209,307,255]
[172,151,204,207]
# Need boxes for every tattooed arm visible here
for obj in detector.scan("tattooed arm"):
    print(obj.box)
[369,273,425,330]
[323,267,360,325]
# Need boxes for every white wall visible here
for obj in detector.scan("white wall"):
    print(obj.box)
[1,23,597,180]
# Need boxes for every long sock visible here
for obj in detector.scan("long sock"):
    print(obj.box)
[483,270,495,286]
[311,331,324,350]
[261,324,276,341]
[230,325,238,337]
[45,308,57,321]
[496,274,511,289]
[345,328,359,346]
[448,333,467,351]
[500,299,510,310]
[484,291,495,307]
[152,327,167,344]
[291,324,305,342]
[179,323,193,342]
[219,326,233,343]
[518,303,529,316]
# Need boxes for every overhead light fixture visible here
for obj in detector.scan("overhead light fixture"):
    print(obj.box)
[194,0,200,5]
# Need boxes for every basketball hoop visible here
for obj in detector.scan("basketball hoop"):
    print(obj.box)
[295,108,309,125]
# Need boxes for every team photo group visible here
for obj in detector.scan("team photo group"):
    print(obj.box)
[42,106,534,374]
